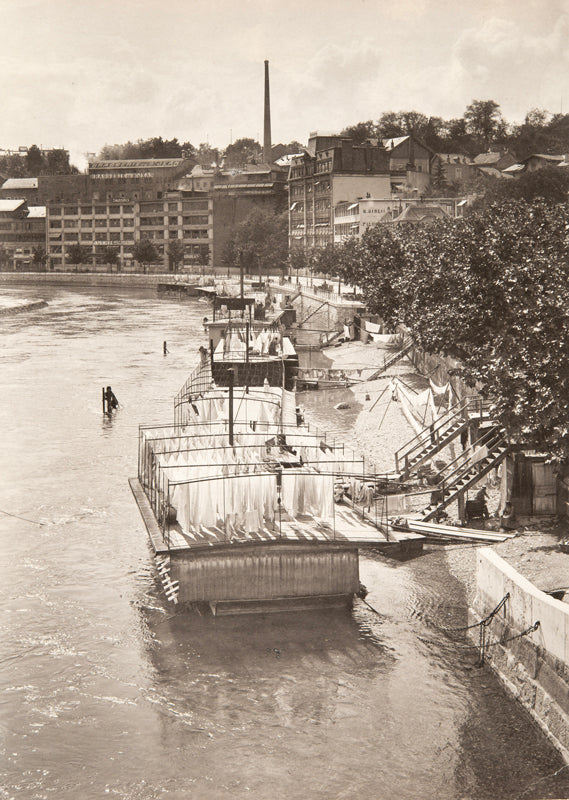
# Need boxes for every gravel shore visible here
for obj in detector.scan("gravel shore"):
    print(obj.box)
[322,339,569,604]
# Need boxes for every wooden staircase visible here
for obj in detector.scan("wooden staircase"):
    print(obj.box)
[420,427,509,521]
[395,400,469,480]
[367,337,414,380]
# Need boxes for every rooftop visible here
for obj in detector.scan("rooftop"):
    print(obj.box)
[0,199,27,212]
[89,158,189,169]
[2,177,38,189]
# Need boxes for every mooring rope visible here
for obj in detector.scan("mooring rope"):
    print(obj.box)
[0,508,45,526]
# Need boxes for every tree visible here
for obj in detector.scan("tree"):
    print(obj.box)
[32,246,48,271]
[464,100,507,149]
[66,243,92,272]
[473,165,569,210]
[45,149,74,174]
[98,137,196,161]
[339,199,569,460]
[25,145,44,175]
[341,121,377,144]
[166,239,185,272]
[101,245,120,272]
[224,210,288,281]
[224,138,261,167]
[376,112,407,138]
[196,143,220,167]
[132,239,158,273]
[430,158,448,196]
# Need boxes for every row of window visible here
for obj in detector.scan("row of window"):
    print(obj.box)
[49,218,136,228]
[49,216,209,229]
[0,232,45,242]
[50,205,134,216]
[50,200,210,216]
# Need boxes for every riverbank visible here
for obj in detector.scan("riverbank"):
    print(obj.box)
[0,270,197,289]
[322,339,569,600]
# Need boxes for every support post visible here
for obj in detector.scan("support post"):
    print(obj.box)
[228,369,234,446]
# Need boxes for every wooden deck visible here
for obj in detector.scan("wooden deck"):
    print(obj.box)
[129,478,424,556]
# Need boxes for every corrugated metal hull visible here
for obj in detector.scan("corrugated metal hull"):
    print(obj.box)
[170,542,359,605]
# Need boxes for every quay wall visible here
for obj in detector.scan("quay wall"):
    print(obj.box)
[471,549,569,761]
[0,271,186,289]
[171,542,360,605]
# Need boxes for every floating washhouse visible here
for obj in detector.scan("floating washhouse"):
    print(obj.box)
[130,318,413,615]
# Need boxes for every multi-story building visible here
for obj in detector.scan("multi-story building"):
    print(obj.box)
[0,199,46,270]
[288,133,391,250]
[211,163,287,267]
[333,197,464,243]
[46,193,213,272]
[137,194,212,268]
[431,153,475,187]
[1,157,286,272]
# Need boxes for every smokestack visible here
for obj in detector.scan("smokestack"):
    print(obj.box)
[263,60,272,163]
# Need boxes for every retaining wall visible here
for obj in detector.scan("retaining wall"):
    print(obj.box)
[471,548,569,760]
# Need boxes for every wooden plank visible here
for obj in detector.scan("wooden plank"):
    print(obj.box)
[129,477,169,554]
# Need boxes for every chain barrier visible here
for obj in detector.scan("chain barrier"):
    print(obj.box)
[438,592,510,634]
[357,591,540,666]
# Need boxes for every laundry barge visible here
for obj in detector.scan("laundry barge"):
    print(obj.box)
[129,319,422,614]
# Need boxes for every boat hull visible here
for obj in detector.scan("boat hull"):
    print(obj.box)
[169,540,360,609]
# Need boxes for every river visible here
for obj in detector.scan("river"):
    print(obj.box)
[1,284,569,800]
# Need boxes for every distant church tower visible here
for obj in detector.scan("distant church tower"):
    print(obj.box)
[263,60,272,163]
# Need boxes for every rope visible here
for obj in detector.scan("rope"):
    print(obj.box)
[376,395,393,433]
[0,508,46,526]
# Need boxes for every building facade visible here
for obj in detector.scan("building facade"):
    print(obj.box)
[46,194,213,272]
[288,134,391,250]
[0,199,46,271]
[333,197,464,242]
[211,163,287,267]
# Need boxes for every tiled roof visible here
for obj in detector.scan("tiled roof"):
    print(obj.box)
[394,205,448,222]
[526,153,565,162]
[473,152,502,165]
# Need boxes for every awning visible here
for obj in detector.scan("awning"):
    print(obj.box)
[347,203,358,210]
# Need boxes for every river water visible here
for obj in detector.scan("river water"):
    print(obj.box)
[1,285,569,800]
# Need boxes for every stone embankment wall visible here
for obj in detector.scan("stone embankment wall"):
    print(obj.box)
[472,549,569,761]
[0,271,177,289]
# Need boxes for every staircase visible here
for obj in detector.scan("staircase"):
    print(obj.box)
[420,427,509,521]
[367,337,414,380]
[395,400,469,480]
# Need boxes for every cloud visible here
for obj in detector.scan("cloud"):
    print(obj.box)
[448,14,569,118]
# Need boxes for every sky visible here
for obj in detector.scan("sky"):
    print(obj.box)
[1,0,568,169]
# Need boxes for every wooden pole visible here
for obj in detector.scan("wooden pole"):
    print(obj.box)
[228,369,234,446]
